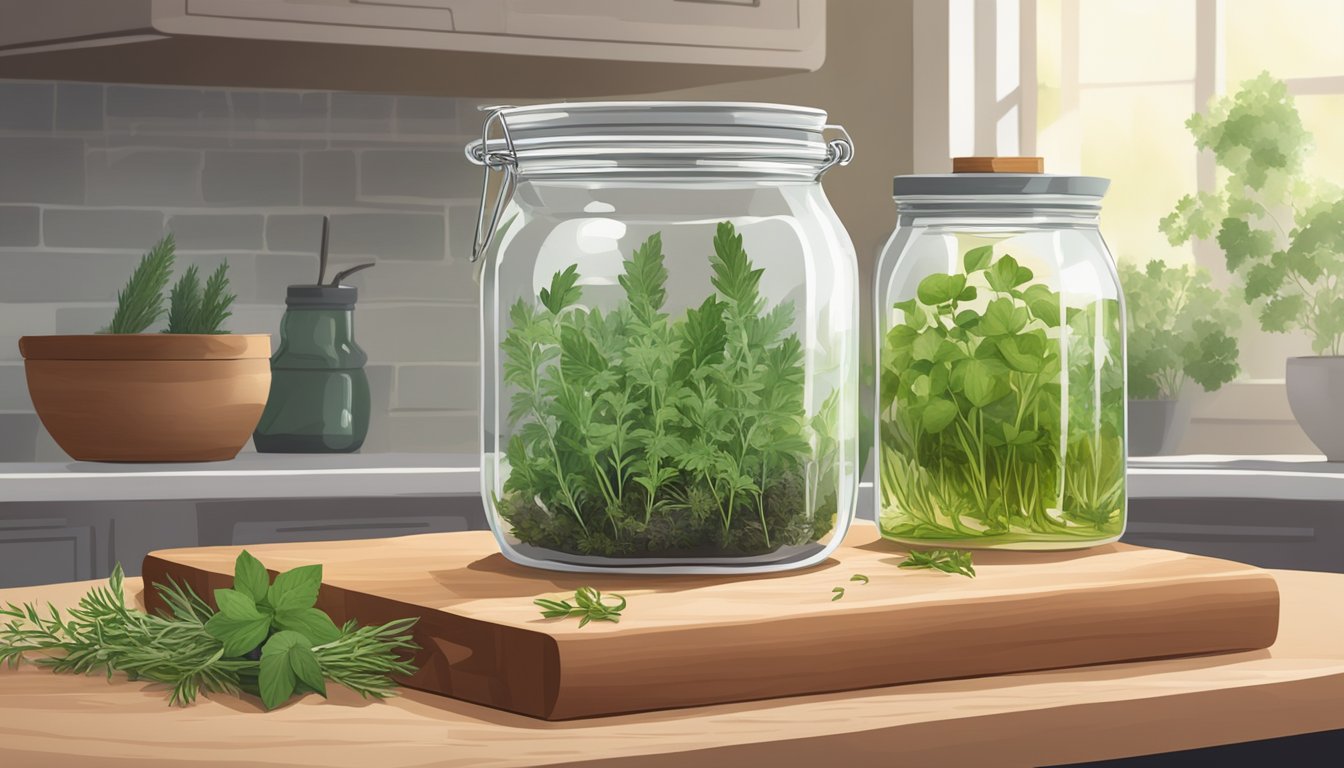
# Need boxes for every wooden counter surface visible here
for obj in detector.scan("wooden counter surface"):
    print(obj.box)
[1,566,1343,767]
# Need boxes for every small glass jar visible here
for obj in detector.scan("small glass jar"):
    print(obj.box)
[874,163,1126,549]
[467,102,859,573]
[253,285,370,453]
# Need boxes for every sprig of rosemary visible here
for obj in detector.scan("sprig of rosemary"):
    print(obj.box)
[899,549,976,578]
[0,555,419,710]
[534,587,627,628]
[109,234,175,333]
[165,262,235,334]
[106,233,237,334]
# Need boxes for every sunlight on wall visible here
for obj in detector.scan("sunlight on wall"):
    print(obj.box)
[1226,0,1344,83]
[1077,0,1195,84]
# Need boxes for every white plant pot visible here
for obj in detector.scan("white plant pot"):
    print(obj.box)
[1286,356,1344,461]
[1127,398,1191,456]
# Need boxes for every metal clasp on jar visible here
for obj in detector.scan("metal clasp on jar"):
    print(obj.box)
[464,106,855,264]
[465,105,519,264]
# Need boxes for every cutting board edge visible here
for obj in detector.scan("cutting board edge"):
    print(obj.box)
[540,569,1281,719]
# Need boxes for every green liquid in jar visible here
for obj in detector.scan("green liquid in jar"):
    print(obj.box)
[877,246,1125,548]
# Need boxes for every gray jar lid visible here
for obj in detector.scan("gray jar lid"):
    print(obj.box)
[286,284,357,309]
[893,157,1109,198]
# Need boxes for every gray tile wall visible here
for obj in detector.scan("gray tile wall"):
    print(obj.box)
[0,80,488,460]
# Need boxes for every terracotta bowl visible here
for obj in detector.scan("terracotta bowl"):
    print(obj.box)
[19,334,272,462]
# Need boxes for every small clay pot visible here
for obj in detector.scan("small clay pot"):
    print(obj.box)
[19,334,272,462]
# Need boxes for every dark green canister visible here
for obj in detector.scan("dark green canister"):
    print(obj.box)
[254,218,374,453]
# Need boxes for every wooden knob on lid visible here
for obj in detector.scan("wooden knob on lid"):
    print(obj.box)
[952,157,1044,173]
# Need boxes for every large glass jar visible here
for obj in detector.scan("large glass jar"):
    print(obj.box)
[467,102,859,573]
[874,164,1126,549]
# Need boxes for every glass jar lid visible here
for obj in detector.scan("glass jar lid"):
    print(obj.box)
[893,156,1108,199]
[892,173,1110,198]
[464,101,853,261]
[466,101,851,180]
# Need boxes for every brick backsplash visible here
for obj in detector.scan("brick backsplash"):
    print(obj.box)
[0,80,485,460]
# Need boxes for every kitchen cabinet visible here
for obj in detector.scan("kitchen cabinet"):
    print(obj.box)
[1126,455,1344,573]
[0,515,97,587]
[0,0,824,96]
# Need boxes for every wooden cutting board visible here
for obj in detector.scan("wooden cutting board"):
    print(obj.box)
[141,526,1280,721]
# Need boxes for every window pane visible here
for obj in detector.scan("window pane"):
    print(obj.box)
[1226,0,1344,84]
[1078,0,1195,84]
[1079,84,1197,267]
[1295,94,1344,185]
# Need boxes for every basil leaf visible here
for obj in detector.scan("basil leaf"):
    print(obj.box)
[259,631,307,710]
[204,613,271,657]
[233,551,271,604]
[268,564,323,613]
[288,644,327,698]
[275,607,341,646]
[213,588,261,620]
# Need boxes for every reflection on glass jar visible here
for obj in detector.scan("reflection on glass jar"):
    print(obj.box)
[468,102,860,573]
[875,167,1126,549]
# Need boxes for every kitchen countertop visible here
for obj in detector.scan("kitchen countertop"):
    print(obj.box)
[3,566,1344,766]
[0,452,479,503]
[1127,454,1344,500]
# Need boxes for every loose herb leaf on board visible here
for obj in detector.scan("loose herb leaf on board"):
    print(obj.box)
[535,588,627,628]
[898,549,977,578]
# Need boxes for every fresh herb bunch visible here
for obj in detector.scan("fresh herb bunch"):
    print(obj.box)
[898,549,976,578]
[0,553,418,711]
[499,221,838,558]
[108,233,236,334]
[1160,72,1344,355]
[878,245,1125,545]
[1120,260,1240,400]
[534,587,626,628]
[109,234,176,333]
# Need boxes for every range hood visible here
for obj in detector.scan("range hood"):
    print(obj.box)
[0,0,824,97]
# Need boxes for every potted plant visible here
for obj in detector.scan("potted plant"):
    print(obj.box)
[1119,260,1240,455]
[19,234,271,462]
[1161,72,1344,459]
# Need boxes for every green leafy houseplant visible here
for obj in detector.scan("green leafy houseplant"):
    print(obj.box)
[878,245,1125,545]
[1160,72,1344,354]
[109,233,236,334]
[1120,260,1241,400]
[0,552,418,711]
[498,221,838,558]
